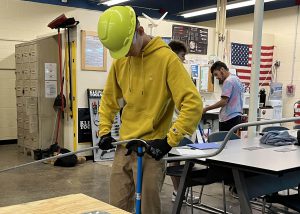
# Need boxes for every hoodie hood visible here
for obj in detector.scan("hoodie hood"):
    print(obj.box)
[142,37,170,56]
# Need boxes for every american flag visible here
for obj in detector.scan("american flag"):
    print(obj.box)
[231,42,274,86]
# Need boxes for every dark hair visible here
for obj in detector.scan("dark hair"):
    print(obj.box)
[168,40,188,54]
[210,61,229,73]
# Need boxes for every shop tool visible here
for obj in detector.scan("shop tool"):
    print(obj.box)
[0,139,149,214]
[47,14,79,146]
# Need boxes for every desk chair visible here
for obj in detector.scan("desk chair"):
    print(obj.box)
[168,162,233,214]
[261,126,289,132]
[263,184,300,213]
[293,124,300,129]
[208,131,240,142]
[196,131,240,211]
[168,132,239,214]
[167,138,200,206]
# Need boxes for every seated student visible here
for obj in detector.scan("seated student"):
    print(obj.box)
[168,40,199,203]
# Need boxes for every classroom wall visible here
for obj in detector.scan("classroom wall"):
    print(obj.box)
[199,6,300,126]
[0,70,17,140]
[0,0,278,149]
[0,0,216,149]
[0,0,64,140]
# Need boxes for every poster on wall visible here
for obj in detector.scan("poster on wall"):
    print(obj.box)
[172,25,208,55]
[162,37,171,44]
[200,66,209,91]
[81,30,107,71]
[45,63,57,80]
[78,108,93,143]
[87,89,121,162]
[191,64,200,79]
[45,81,57,98]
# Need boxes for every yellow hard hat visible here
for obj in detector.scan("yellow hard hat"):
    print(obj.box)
[98,6,136,59]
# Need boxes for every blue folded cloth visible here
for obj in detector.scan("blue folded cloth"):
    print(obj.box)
[260,131,297,146]
[188,143,220,150]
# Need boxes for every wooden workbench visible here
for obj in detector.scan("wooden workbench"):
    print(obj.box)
[0,193,130,214]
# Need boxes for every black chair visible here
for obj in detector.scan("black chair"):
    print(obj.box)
[168,131,240,214]
[166,137,200,206]
[260,126,300,213]
[261,126,289,132]
[196,131,240,210]
[208,131,240,142]
[293,125,300,129]
[263,184,300,213]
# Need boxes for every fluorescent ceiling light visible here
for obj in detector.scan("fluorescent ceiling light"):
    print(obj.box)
[181,0,277,18]
[182,8,218,18]
[101,0,130,6]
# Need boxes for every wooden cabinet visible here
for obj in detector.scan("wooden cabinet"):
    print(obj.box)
[15,35,63,150]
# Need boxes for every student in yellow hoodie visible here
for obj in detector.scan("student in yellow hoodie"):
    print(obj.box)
[168,40,199,204]
[97,6,203,214]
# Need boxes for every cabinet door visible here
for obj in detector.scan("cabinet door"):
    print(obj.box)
[23,80,31,97]
[30,80,38,97]
[15,80,23,97]
[31,134,39,149]
[15,46,23,64]
[25,97,38,115]
[30,62,38,80]
[29,44,38,62]
[29,114,38,133]
[16,100,23,114]
[200,66,214,93]
[22,45,30,63]
[17,111,23,126]
[207,70,214,92]
[16,64,23,80]
[17,129,24,146]
[23,63,30,80]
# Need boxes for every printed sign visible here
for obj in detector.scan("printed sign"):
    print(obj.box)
[78,108,93,143]
[172,25,208,55]
[87,89,121,161]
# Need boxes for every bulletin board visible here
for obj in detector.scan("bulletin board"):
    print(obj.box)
[172,25,208,55]
[81,30,107,71]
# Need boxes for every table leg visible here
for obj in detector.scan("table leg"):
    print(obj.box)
[232,169,252,214]
[172,161,194,214]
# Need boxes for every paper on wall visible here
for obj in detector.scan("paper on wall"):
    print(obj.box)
[45,63,57,80]
[45,81,57,98]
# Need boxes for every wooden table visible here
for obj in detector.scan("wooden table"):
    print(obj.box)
[0,193,130,214]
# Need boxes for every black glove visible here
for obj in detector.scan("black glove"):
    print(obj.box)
[125,140,148,156]
[98,133,116,150]
[146,137,172,160]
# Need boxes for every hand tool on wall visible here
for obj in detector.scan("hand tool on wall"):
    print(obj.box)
[71,41,78,151]
[48,14,79,145]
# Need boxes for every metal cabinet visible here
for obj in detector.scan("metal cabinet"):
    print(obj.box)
[15,35,63,150]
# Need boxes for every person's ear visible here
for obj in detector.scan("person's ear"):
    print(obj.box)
[137,26,144,36]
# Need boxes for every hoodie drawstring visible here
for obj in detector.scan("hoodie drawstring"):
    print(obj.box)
[141,52,144,95]
[128,54,145,95]
[129,57,132,92]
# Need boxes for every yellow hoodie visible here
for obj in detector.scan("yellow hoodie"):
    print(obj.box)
[99,37,203,146]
